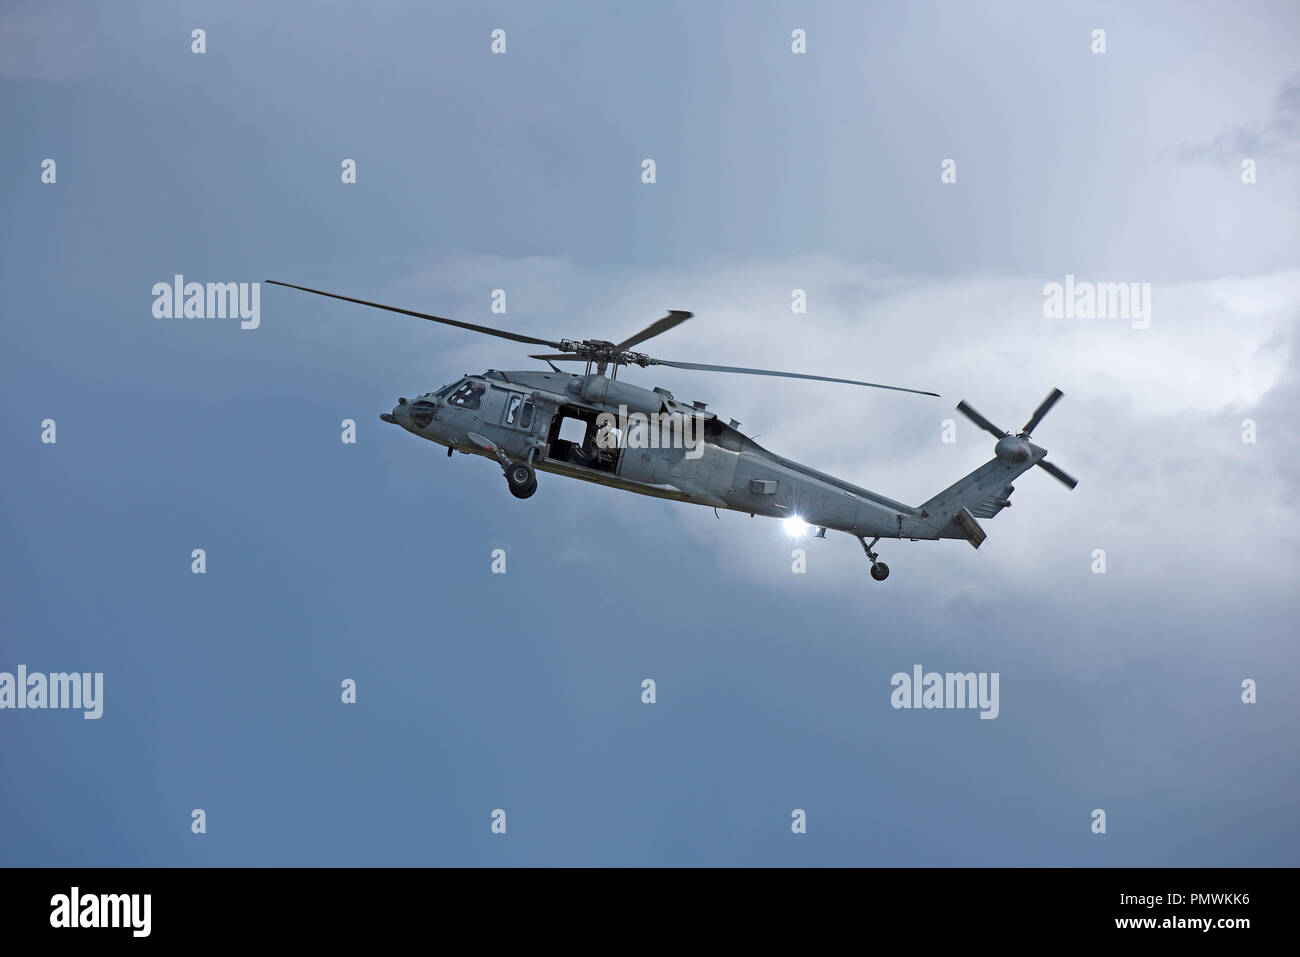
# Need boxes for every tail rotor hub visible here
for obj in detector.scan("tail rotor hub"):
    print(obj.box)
[994,434,1033,462]
[956,390,1078,489]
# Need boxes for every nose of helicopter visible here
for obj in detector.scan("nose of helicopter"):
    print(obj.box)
[380,397,409,425]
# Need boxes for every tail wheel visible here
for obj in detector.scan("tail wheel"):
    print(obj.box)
[870,562,890,581]
[506,462,537,499]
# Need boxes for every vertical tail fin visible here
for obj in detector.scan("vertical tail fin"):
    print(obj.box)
[917,454,1039,547]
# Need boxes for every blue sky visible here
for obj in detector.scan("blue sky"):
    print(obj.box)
[2,0,1298,866]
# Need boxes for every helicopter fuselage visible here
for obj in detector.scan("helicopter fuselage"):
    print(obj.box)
[382,369,952,541]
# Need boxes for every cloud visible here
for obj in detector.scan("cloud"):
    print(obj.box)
[1174,73,1300,165]
[380,254,1300,623]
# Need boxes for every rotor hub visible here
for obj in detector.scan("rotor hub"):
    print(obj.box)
[557,339,651,367]
[994,434,1032,462]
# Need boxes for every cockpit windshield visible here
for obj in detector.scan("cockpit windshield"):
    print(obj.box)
[446,380,486,410]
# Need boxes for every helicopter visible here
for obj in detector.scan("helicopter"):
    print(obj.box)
[268,280,1077,580]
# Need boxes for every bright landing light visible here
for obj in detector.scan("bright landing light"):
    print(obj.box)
[783,516,809,537]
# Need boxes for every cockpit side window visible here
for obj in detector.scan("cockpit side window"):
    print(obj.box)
[447,381,485,410]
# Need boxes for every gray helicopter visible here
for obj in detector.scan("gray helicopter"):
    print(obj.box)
[269,280,1077,580]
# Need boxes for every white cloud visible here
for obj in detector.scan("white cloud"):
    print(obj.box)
[382,255,1299,625]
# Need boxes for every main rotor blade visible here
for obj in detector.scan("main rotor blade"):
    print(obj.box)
[615,310,693,351]
[529,353,583,362]
[1037,459,1078,489]
[955,400,1007,438]
[648,359,939,396]
[265,280,565,349]
[1021,388,1064,436]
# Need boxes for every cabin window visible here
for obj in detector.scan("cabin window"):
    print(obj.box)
[502,394,535,429]
[557,416,586,444]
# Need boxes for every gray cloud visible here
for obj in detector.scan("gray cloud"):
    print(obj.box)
[1175,73,1300,165]
[383,254,1300,626]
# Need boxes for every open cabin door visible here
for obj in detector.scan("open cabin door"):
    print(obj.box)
[543,404,620,475]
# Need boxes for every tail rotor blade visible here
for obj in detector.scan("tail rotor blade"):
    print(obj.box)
[1021,388,1064,436]
[956,400,1006,438]
[1037,459,1078,490]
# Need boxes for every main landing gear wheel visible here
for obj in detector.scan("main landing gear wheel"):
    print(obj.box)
[859,536,890,582]
[506,462,537,499]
